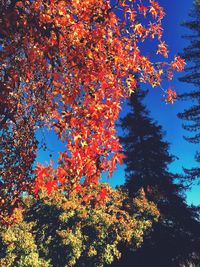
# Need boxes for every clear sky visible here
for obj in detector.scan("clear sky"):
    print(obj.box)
[37,0,200,206]
[110,0,200,205]
[143,0,199,206]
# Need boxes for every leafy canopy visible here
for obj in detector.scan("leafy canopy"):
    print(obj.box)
[0,0,185,216]
[0,185,159,267]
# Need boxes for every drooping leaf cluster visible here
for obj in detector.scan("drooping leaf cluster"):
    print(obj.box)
[0,0,185,217]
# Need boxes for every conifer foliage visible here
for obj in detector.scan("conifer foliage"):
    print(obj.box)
[120,89,174,201]
[118,89,200,267]
[178,0,200,182]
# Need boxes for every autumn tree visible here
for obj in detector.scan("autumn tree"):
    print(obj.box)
[178,0,200,183]
[0,184,159,267]
[114,88,200,266]
[0,0,185,220]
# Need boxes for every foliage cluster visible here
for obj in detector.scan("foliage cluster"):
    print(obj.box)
[0,0,189,265]
[0,185,159,267]
[0,0,184,217]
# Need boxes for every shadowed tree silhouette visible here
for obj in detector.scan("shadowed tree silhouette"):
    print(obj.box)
[178,0,200,183]
[109,88,200,267]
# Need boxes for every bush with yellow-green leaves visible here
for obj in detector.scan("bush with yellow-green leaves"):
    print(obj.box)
[0,184,159,267]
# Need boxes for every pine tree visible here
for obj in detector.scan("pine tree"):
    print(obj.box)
[178,0,200,181]
[111,88,200,267]
[120,90,174,202]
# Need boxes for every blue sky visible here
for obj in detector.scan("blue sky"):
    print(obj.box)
[105,0,200,205]
[37,0,199,205]
[143,0,199,205]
